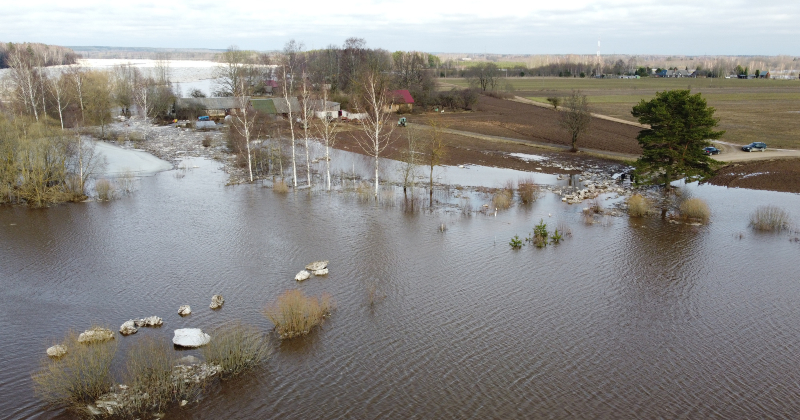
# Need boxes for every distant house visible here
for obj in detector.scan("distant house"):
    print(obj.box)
[656,69,696,78]
[386,90,415,113]
[173,97,250,118]
[758,71,771,79]
[250,98,340,119]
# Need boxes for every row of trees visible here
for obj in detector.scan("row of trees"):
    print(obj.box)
[0,42,78,69]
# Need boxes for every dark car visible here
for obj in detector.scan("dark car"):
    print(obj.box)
[742,142,767,152]
[704,146,721,155]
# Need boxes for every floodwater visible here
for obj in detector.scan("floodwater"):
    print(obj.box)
[2,157,800,419]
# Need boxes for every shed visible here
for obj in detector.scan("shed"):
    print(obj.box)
[173,97,250,118]
[386,90,415,112]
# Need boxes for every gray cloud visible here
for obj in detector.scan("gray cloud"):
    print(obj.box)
[2,0,798,54]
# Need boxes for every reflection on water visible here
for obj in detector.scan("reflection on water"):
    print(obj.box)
[2,159,800,419]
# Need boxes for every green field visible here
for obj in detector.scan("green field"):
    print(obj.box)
[440,77,800,148]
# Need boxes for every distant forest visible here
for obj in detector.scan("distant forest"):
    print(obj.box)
[70,46,225,61]
[0,42,79,69]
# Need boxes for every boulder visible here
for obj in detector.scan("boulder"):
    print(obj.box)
[305,260,328,271]
[172,328,211,348]
[47,344,67,358]
[210,295,224,309]
[178,305,192,316]
[313,268,328,276]
[295,270,311,282]
[134,316,163,327]
[119,320,138,336]
[78,327,115,343]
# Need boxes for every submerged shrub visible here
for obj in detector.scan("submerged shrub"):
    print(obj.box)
[123,336,178,415]
[518,177,539,204]
[627,194,650,217]
[94,179,115,201]
[750,205,791,232]
[33,331,118,408]
[273,179,289,193]
[492,190,512,210]
[263,290,333,340]
[509,235,523,249]
[679,198,710,223]
[201,322,272,379]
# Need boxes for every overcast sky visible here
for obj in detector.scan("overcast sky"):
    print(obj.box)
[3,0,799,55]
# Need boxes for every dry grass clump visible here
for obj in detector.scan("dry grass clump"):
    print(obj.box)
[679,198,710,223]
[518,177,539,204]
[123,336,178,414]
[200,322,272,379]
[627,194,651,217]
[273,179,289,193]
[263,290,334,340]
[492,190,513,210]
[94,179,115,201]
[750,205,791,232]
[33,331,118,408]
[202,135,213,148]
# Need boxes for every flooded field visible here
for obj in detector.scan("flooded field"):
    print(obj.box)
[1,157,800,419]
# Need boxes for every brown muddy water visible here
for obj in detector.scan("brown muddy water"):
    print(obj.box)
[2,157,800,419]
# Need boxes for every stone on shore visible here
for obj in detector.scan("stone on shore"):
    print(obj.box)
[78,327,115,343]
[295,270,311,282]
[178,305,192,316]
[313,268,328,276]
[119,320,138,336]
[210,295,224,309]
[305,261,329,271]
[172,328,211,348]
[47,344,68,358]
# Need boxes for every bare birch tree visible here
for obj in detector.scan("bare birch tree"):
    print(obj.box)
[48,72,71,130]
[280,40,303,188]
[424,117,448,206]
[315,87,339,191]
[6,45,40,120]
[298,70,313,187]
[232,79,256,182]
[353,70,396,199]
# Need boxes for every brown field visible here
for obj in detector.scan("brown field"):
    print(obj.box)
[441,77,800,149]
[404,96,642,156]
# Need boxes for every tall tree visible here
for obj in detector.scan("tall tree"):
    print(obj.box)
[315,87,339,191]
[280,40,303,188]
[353,70,395,199]
[424,117,448,206]
[631,90,724,215]
[559,90,591,152]
[232,78,256,182]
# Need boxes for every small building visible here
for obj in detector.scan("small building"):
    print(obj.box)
[250,98,340,120]
[386,90,415,113]
[173,97,250,118]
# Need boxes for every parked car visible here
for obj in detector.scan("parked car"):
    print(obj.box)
[742,142,767,152]
[704,146,721,155]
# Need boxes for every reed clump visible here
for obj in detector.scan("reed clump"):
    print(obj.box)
[679,198,710,223]
[492,190,512,210]
[94,178,115,201]
[263,290,334,340]
[122,336,179,415]
[32,331,118,408]
[749,205,791,232]
[627,194,651,217]
[517,177,539,204]
[273,179,289,193]
[200,322,272,379]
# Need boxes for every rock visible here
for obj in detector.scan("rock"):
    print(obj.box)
[210,294,224,309]
[181,400,188,407]
[78,327,115,343]
[47,344,67,358]
[172,328,211,348]
[313,268,328,276]
[119,320,138,336]
[134,316,163,327]
[295,270,311,282]
[305,260,329,271]
[178,305,192,316]
[178,355,201,365]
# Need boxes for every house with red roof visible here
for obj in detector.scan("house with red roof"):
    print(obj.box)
[386,89,415,113]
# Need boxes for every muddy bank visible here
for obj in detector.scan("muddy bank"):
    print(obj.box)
[708,158,800,194]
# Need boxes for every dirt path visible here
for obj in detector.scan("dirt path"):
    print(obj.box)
[711,141,800,162]
[510,96,650,129]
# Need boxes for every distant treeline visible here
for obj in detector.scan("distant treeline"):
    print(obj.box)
[71,46,222,61]
[0,42,79,69]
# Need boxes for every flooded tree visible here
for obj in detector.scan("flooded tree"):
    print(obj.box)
[424,117,448,206]
[631,89,724,216]
[315,87,339,191]
[280,40,303,188]
[353,70,396,199]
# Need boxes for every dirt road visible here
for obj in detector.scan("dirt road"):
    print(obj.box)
[711,141,800,162]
